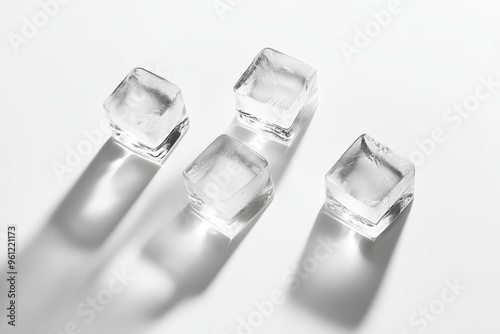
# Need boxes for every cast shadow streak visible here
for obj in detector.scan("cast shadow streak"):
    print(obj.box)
[133,118,310,318]
[291,201,413,329]
[52,138,160,248]
[18,138,160,326]
[138,203,266,317]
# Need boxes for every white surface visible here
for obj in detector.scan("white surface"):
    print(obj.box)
[1,0,499,333]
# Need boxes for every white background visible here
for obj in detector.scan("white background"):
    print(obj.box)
[1,0,500,333]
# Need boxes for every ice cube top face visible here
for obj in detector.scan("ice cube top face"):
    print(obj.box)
[103,68,188,163]
[234,48,318,143]
[325,134,415,240]
[183,135,274,236]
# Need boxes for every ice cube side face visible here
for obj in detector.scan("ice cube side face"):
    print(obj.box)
[183,135,274,236]
[233,48,318,143]
[103,68,188,163]
[325,134,415,240]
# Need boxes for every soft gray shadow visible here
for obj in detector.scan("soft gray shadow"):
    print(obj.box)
[52,138,160,248]
[16,138,161,331]
[291,201,413,329]
[50,181,271,334]
[138,202,267,317]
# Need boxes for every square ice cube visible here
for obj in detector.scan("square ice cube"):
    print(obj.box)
[233,48,318,143]
[104,67,189,163]
[325,134,415,240]
[183,135,274,236]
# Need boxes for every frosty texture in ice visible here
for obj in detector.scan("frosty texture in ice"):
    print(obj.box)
[104,68,188,163]
[325,134,415,240]
[183,135,274,236]
[234,48,317,143]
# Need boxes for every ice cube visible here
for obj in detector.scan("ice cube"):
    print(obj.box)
[325,134,415,240]
[183,135,274,236]
[103,67,188,163]
[233,48,318,143]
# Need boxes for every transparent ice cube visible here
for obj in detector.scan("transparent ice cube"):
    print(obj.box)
[233,48,318,143]
[325,134,415,240]
[183,135,274,236]
[103,67,188,163]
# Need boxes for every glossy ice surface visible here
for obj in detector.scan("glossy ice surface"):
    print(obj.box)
[104,67,188,163]
[183,135,274,236]
[325,134,415,240]
[234,48,317,143]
